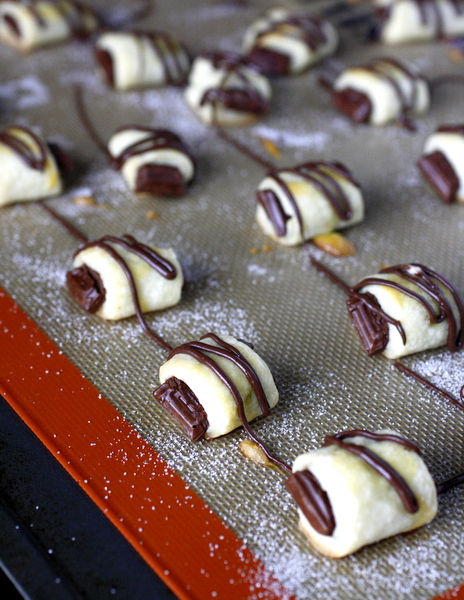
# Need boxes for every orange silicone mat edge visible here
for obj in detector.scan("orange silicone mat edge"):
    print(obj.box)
[0,285,296,600]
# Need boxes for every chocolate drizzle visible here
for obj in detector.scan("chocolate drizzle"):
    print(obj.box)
[351,264,464,354]
[330,58,427,129]
[200,52,270,124]
[0,126,48,170]
[110,126,192,169]
[68,235,176,352]
[260,162,358,239]
[75,87,192,195]
[154,333,291,473]
[95,30,189,88]
[380,0,463,40]
[324,433,419,514]
[310,258,464,357]
[3,0,99,40]
[286,430,421,537]
[394,361,464,412]
[246,11,328,75]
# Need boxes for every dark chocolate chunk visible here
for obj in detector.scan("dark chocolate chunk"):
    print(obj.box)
[285,470,335,536]
[3,14,20,37]
[256,188,290,237]
[418,150,459,203]
[66,265,106,314]
[246,47,290,76]
[135,164,186,197]
[95,47,115,88]
[346,292,389,356]
[153,376,209,441]
[332,87,372,124]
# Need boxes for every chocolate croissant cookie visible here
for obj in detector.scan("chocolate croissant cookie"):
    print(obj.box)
[0,0,99,52]
[66,235,183,321]
[95,30,190,91]
[0,125,65,206]
[242,6,338,76]
[255,161,364,246]
[286,429,437,558]
[107,127,195,197]
[154,333,278,440]
[346,264,463,359]
[376,0,464,45]
[330,58,430,126]
[184,52,272,126]
[418,125,464,203]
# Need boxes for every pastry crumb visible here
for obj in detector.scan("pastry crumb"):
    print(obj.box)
[258,136,281,158]
[72,195,98,206]
[145,210,160,220]
[239,439,276,469]
[312,232,356,256]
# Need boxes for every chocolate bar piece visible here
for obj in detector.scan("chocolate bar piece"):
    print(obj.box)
[246,47,290,76]
[346,292,389,356]
[184,52,272,126]
[135,164,186,197]
[288,429,437,558]
[242,7,338,75]
[418,151,459,204]
[66,265,106,314]
[332,88,371,124]
[418,126,464,203]
[154,377,209,441]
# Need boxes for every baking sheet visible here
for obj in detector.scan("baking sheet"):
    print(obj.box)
[1,1,464,599]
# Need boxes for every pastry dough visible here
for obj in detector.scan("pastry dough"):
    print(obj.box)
[0,125,62,206]
[95,30,190,91]
[184,52,271,126]
[154,333,278,440]
[255,162,364,246]
[332,58,430,126]
[242,7,338,75]
[0,0,98,52]
[347,264,464,359]
[67,235,183,321]
[378,0,464,45]
[418,125,464,203]
[286,429,437,558]
[107,127,195,196]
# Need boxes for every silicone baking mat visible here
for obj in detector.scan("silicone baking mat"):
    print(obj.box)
[1,1,464,599]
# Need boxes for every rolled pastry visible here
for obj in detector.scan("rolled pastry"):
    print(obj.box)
[377,0,464,45]
[66,235,183,321]
[95,30,190,91]
[255,162,364,246]
[286,429,437,558]
[184,52,272,126]
[107,127,195,196]
[0,125,63,206]
[0,0,99,52]
[154,333,278,440]
[331,58,430,126]
[418,124,464,203]
[346,264,464,359]
[242,7,338,76]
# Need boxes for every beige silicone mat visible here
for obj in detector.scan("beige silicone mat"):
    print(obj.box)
[1,1,464,598]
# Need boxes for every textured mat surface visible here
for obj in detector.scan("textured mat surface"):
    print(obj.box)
[1,1,464,599]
